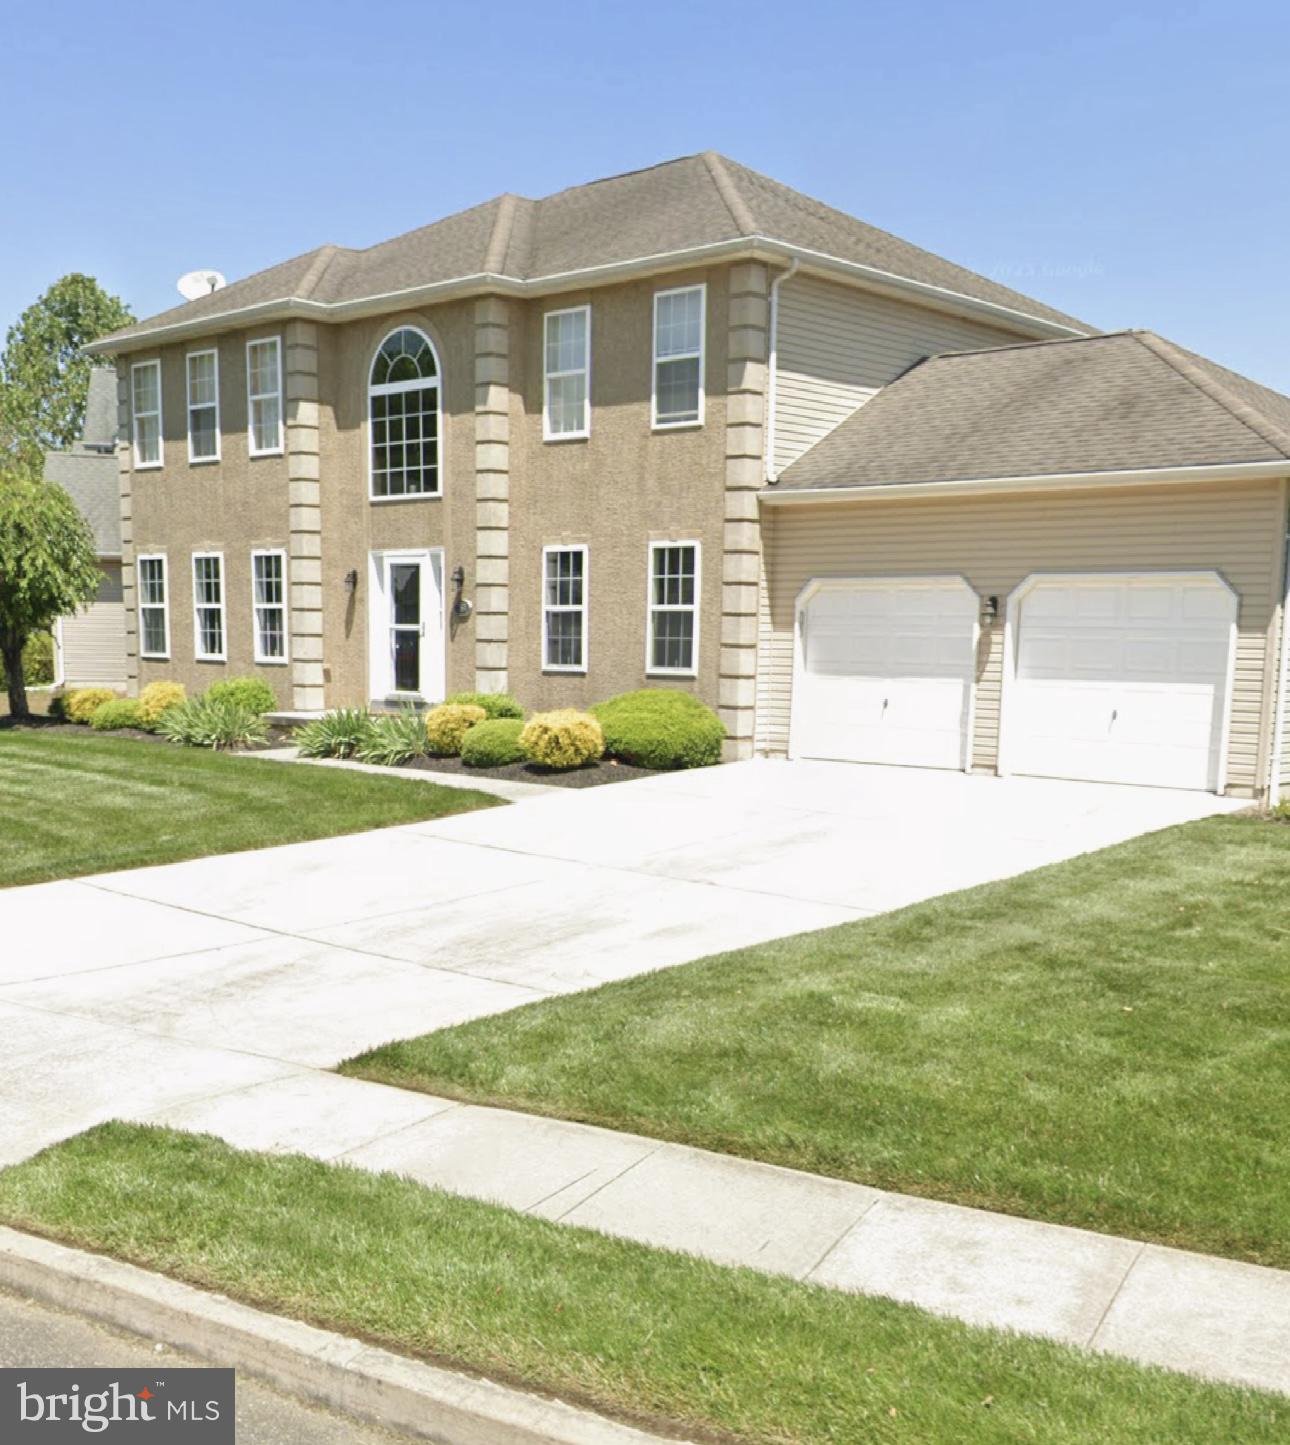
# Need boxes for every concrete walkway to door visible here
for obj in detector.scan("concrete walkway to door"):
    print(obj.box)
[0,760,1264,1391]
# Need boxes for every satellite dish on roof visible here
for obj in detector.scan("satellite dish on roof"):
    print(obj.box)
[176,269,227,300]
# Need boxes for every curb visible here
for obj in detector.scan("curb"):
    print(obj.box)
[0,1226,681,1445]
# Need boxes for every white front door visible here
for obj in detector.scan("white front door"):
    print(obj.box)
[368,550,444,703]
[790,577,979,770]
[1003,573,1236,791]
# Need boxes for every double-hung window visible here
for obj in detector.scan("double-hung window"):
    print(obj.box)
[543,306,590,439]
[192,553,226,661]
[647,541,699,675]
[252,550,288,663]
[131,360,163,468]
[246,337,283,456]
[542,546,588,671]
[652,285,705,428]
[137,555,170,659]
[186,349,220,463]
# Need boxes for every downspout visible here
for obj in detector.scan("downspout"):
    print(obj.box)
[1269,485,1290,801]
[764,258,800,482]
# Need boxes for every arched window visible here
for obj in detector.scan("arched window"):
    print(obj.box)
[369,327,441,498]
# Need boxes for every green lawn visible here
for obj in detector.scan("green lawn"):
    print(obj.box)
[0,1125,1284,1445]
[0,731,499,887]
[344,814,1290,1270]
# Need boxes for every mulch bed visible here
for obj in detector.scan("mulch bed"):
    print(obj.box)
[0,718,294,750]
[401,753,663,788]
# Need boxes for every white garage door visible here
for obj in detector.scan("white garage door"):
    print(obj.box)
[791,577,978,769]
[1004,573,1236,791]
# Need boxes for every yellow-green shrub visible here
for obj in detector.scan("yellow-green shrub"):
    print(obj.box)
[65,687,117,723]
[519,709,604,769]
[138,680,187,728]
[424,703,487,757]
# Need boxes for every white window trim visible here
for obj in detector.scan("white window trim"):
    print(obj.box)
[191,551,227,662]
[541,544,589,673]
[137,552,170,660]
[368,326,443,503]
[645,540,701,678]
[542,305,591,442]
[651,284,706,431]
[186,348,221,465]
[246,336,284,458]
[251,548,290,666]
[131,359,163,470]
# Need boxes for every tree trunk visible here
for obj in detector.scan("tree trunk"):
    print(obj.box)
[2,633,29,721]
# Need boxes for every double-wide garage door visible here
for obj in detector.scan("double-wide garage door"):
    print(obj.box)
[791,572,1235,791]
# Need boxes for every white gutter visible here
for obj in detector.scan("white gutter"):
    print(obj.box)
[86,234,1086,357]
[760,459,1290,505]
[1269,495,1290,799]
[764,258,800,481]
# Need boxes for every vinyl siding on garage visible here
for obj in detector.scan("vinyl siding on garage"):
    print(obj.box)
[59,560,127,689]
[756,478,1286,794]
[770,275,1025,477]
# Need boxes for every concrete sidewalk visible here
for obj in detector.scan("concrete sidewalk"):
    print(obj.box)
[141,1069,1290,1398]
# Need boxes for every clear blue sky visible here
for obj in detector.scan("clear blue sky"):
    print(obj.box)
[5,0,1287,388]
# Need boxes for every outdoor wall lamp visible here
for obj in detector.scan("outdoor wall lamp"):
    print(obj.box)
[451,564,473,620]
[343,569,358,594]
[981,594,1000,624]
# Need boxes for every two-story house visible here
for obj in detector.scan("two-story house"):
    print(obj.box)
[90,153,1290,799]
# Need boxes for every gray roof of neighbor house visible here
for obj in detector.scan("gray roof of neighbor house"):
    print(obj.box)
[772,331,1290,492]
[91,153,1093,353]
[44,368,120,556]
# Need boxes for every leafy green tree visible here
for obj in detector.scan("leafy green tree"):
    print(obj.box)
[0,274,133,466]
[0,467,101,718]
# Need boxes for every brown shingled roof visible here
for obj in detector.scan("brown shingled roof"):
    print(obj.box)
[95,153,1092,350]
[772,331,1290,492]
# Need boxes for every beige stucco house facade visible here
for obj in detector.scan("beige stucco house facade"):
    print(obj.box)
[91,153,1290,799]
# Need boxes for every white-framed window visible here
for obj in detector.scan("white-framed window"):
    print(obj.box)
[369,327,441,500]
[131,359,163,469]
[246,337,283,457]
[186,349,220,463]
[543,306,590,440]
[137,554,170,659]
[647,541,700,675]
[192,552,226,661]
[542,545,588,672]
[652,284,705,428]
[251,549,288,664]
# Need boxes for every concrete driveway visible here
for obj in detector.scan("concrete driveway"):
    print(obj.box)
[0,759,1240,1164]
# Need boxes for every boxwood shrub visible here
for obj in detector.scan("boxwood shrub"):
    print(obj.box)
[520,709,604,769]
[590,688,724,769]
[444,691,524,720]
[138,681,186,729]
[90,698,144,731]
[64,687,118,724]
[206,676,278,716]
[460,717,526,767]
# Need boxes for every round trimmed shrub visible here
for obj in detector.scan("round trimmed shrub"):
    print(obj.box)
[519,709,604,770]
[424,703,487,757]
[590,688,725,769]
[206,676,278,715]
[65,687,117,724]
[90,698,144,731]
[444,690,524,720]
[460,717,526,767]
[138,680,186,728]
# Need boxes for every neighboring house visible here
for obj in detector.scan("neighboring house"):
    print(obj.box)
[88,153,1290,800]
[43,368,127,690]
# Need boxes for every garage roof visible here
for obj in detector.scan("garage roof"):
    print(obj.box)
[773,331,1290,492]
[90,153,1091,353]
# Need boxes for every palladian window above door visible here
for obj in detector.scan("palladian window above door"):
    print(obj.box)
[369,327,441,499]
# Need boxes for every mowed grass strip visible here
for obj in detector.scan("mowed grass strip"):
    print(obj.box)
[345,815,1290,1270]
[0,1124,1285,1445]
[0,731,499,887]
